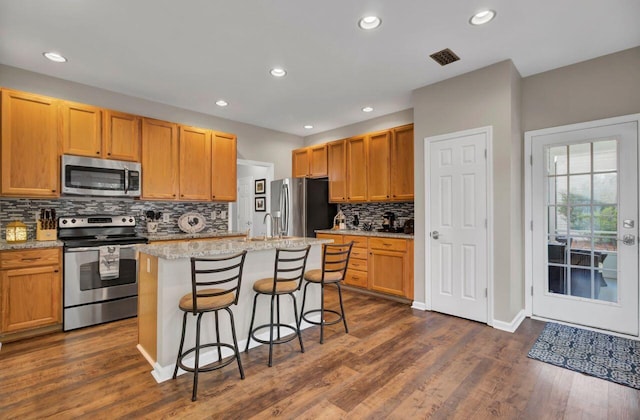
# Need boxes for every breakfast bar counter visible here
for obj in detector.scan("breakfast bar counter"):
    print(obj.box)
[135,237,330,382]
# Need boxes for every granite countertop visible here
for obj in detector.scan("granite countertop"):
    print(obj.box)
[0,240,64,251]
[315,229,414,239]
[143,231,246,242]
[136,236,332,260]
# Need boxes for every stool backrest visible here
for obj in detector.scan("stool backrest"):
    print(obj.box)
[189,250,247,313]
[322,242,354,281]
[271,246,311,294]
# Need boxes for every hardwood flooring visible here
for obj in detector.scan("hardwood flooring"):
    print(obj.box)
[1,288,639,419]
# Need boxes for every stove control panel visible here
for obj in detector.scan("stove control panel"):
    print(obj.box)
[58,215,136,229]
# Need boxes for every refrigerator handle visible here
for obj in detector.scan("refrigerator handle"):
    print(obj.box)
[282,184,289,235]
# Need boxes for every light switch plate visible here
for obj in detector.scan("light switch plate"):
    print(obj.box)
[211,211,217,220]
[162,213,170,223]
[221,210,227,219]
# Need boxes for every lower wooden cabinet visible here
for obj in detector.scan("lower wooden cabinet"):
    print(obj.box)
[0,248,62,340]
[315,232,413,299]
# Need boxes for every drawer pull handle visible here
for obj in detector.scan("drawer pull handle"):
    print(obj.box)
[383,243,392,246]
[21,257,40,261]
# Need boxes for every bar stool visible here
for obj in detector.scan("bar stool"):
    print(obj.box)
[172,251,247,401]
[245,246,310,367]
[300,242,353,344]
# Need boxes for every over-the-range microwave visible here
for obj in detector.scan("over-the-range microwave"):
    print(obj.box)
[61,155,141,197]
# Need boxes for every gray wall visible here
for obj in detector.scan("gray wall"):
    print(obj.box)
[0,64,303,180]
[522,47,640,132]
[412,60,523,323]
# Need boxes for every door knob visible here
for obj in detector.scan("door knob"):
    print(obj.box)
[622,234,636,246]
[431,231,439,240]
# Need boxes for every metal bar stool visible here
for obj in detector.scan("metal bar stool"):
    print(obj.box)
[300,242,353,343]
[172,251,247,401]
[245,246,310,367]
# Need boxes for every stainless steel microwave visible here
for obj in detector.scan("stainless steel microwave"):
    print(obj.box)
[61,155,141,197]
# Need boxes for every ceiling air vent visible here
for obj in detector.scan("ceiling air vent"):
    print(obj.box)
[429,48,460,66]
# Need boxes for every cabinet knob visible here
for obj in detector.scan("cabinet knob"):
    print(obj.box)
[173,194,176,197]
[181,194,184,197]
[107,152,111,156]
[96,151,100,155]
[387,195,389,198]
[54,269,59,273]
[52,189,56,192]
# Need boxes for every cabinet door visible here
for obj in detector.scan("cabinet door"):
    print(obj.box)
[179,126,211,201]
[391,124,414,201]
[316,233,343,243]
[346,136,368,202]
[1,89,60,197]
[61,101,103,158]
[369,248,407,297]
[292,148,310,178]
[211,131,237,201]
[367,130,391,201]
[104,110,141,162]
[309,144,328,178]
[1,265,62,333]
[141,118,179,200]
[327,140,347,203]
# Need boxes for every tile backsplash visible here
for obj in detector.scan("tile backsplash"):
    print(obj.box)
[0,198,229,240]
[338,202,414,231]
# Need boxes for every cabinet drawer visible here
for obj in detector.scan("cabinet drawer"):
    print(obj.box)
[348,258,368,272]
[344,235,367,249]
[0,248,61,269]
[316,233,343,244]
[344,269,367,288]
[369,237,407,252]
[350,247,368,260]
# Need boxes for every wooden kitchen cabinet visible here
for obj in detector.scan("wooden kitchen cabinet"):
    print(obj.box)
[0,248,62,340]
[179,125,211,201]
[346,135,368,202]
[61,101,103,158]
[141,118,179,200]
[103,110,141,162]
[211,131,237,201]
[368,237,412,298]
[367,130,392,201]
[327,140,347,203]
[390,124,414,201]
[292,144,328,178]
[292,148,310,178]
[1,89,60,197]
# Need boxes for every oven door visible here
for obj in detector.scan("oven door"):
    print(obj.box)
[64,244,138,307]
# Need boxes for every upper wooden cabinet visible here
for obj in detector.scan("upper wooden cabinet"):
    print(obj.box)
[1,89,60,197]
[141,118,179,200]
[61,101,102,158]
[346,135,368,202]
[390,124,414,201]
[103,110,141,162]
[367,130,392,201]
[211,131,237,201]
[327,139,347,202]
[179,126,211,201]
[292,144,328,178]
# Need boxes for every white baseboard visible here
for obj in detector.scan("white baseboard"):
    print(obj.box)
[492,310,526,333]
[411,301,428,311]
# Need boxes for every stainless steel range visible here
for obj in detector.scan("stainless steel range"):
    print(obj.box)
[58,215,148,331]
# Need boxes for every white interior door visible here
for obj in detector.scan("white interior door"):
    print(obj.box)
[428,130,488,323]
[237,176,254,236]
[530,119,639,336]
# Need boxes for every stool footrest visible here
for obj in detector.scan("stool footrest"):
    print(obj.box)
[302,309,343,326]
[177,343,238,373]
[250,323,300,345]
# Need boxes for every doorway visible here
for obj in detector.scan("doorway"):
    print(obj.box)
[525,115,639,336]
[425,126,493,324]
[229,159,274,236]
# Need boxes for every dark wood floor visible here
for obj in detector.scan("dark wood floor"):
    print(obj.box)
[1,288,639,419]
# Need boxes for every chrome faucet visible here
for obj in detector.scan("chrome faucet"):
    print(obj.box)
[263,213,273,238]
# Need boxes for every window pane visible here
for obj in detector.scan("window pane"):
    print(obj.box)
[548,265,567,295]
[599,251,617,303]
[569,267,595,298]
[552,206,568,232]
[593,173,617,204]
[593,206,617,233]
[548,176,567,205]
[569,143,591,174]
[593,140,617,172]
[569,175,591,203]
[548,146,568,175]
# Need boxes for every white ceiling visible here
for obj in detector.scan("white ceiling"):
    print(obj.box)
[1,1,638,137]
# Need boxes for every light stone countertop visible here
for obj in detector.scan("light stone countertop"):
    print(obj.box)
[315,229,414,239]
[0,240,64,250]
[135,236,333,260]
[143,231,246,242]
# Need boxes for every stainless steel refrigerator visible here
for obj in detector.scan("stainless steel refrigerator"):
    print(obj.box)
[271,178,337,238]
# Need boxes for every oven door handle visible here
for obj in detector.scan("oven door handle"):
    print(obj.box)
[65,244,138,253]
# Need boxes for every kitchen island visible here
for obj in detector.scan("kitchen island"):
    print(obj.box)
[135,236,330,383]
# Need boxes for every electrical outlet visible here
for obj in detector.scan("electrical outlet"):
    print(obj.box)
[211,210,217,220]
[220,210,227,219]
[162,213,170,223]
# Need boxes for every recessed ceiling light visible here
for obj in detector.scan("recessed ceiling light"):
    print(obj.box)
[469,10,496,25]
[270,68,287,77]
[304,125,314,129]
[358,16,382,30]
[215,100,228,107]
[43,52,67,63]
[362,106,374,113]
